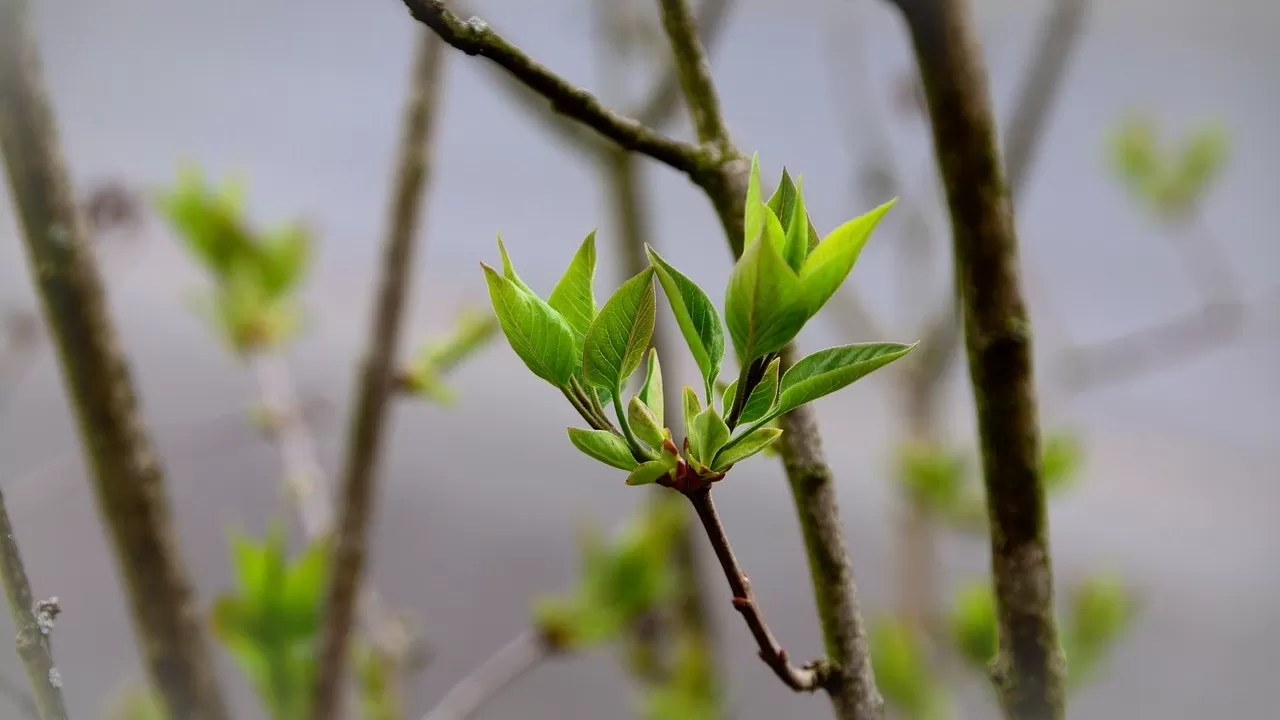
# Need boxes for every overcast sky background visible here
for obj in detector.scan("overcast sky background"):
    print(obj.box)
[2,1,1278,718]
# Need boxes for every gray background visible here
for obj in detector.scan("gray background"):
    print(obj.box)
[2,0,1278,718]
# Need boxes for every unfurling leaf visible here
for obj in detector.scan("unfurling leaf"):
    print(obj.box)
[776,342,916,415]
[799,199,896,316]
[691,406,730,466]
[638,348,664,427]
[743,152,766,252]
[738,356,781,425]
[629,395,666,449]
[482,263,577,386]
[682,386,702,454]
[646,247,724,401]
[567,428,640,470]
[496,234,537,296]
[724,224,809,363]
[627,460,672,487]
[782,175,812,271]
[712,427,782,470]
[548,231,598,340]
[583,267,656,391]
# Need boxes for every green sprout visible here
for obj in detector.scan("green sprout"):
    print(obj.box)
[482,153,916,492]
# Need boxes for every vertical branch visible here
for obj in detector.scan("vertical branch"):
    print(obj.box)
[0,487,67,720]
[888,1,1065,718]
[311,28,446,720]
[0,2,232,718]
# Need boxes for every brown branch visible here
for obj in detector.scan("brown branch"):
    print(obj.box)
[685,488,826,691]
[655,0,732,149]
[419,631,552,720]
[887,0,1065,718]
[0,487,67,720]
[311,27,445,720]
[401,0,713,176]
[0,1,233,718]
[909,0,1090,391]
[634,0,733,128]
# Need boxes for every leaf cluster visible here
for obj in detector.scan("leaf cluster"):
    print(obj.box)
[158,167,311,352]
[1109,113,1230,221]
[483,154,915,490]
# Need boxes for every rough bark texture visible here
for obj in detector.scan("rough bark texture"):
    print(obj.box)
[890,0,1066,717]
[0,2,232,718]
[311,28,444,720]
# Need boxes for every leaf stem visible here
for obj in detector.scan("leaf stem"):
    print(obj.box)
[613,388,658,462]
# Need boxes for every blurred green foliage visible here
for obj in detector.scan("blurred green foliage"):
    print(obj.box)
[1109,113,1230,221]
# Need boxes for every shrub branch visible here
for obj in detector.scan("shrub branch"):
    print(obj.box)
[886,0,1066,717]
[0,1,232,717]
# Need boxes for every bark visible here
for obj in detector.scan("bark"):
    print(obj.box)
[0,1,231,717]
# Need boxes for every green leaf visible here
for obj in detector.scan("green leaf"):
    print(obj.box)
[583,267,657,391]
[781,176,811,271]
[682,386,702,453]
[776,342,917,415]
[799,199,896,316]
[724,226,809,363]
[567,428,640,471]
[712,427,782,470]
[646,247,724,400]
[870,619,944,719]
[496,235,537,296]
[743,152,766,250]
[638,349,664,427]
[482,263,578,386]
[739,356,781,425]
[1042,431,1083,495]
[720,378,737,417]
[691,407,730,466]
[629,395,666,449]
[627,460,672,487]
[765,168,798,228]
[548,231,598,339]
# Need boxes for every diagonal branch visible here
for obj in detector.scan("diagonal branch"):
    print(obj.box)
[0,487,67,720]
[401,0,712,176]
[0,1,232,717]
[310,27,446,720]
[419,631,553,720]
[887,0,1066,717]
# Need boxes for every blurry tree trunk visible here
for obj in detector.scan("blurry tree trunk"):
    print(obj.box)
[0,1,232,718]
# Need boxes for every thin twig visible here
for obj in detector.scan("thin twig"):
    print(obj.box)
[402,0,712,176]
[311,28,446,720]
[685,489,825,691]
[887,0,1066,717]
[655,0,731,149]
[0,487,67,720]
[419,632,551,720]
[0,1,232,717]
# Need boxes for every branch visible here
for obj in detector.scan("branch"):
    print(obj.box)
[419,631,552,720]
[0,488,67,720]
[685,489,826,691]
[887,0,1065,717]
[401,0,712,176]
[407,0,886,714]
[655,0,732,148]
[635,0,733,128]
[311,27,445,720]
[0,2,233,718]
[909,0,1089,390]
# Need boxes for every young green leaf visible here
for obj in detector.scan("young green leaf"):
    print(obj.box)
[646,247,724,400]
[548,231,598,339]
[743,152,766,251]
[720,378,737,417]
[626,460,672,487]
[738,356,782,425]
[628,395,666,449]
[482,263,579,386]
[776,342,917,416]
[637,348,664,427]
[583,267,657,391]
[682,386,702,453]
[765,168,798,228]
[724,226,809,363]
[782,176,810,271]
[712,426,782,470]
[567,428,640,470]
[799,199,896,316]
[496,235,538,296]
[691,407,730,466]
